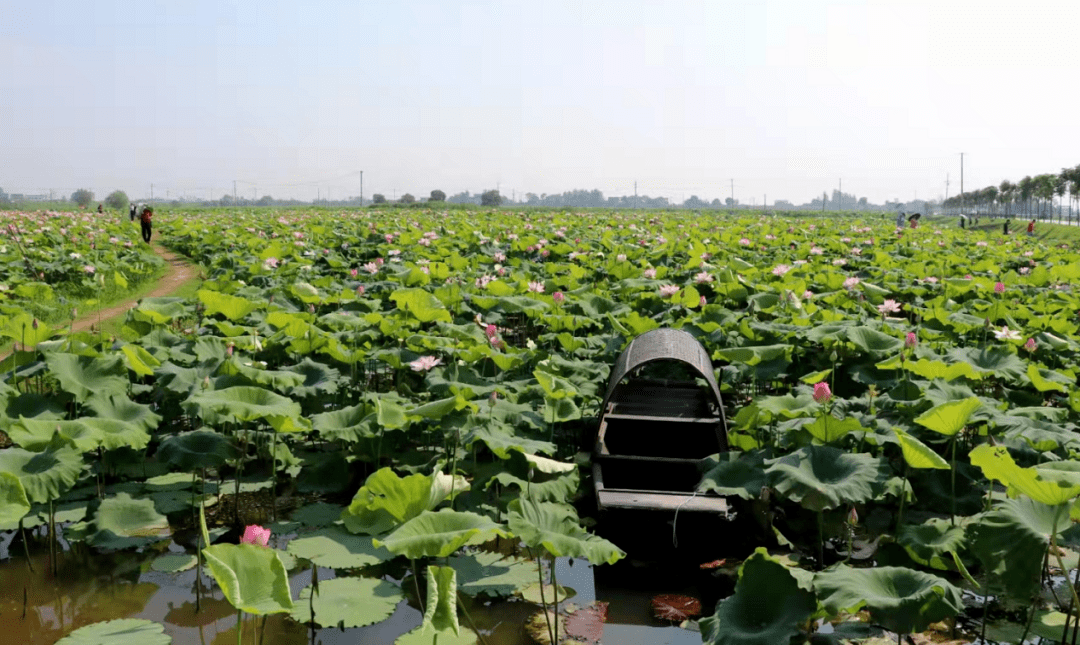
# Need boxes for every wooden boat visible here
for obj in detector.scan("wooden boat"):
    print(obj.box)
[592,328,730,515]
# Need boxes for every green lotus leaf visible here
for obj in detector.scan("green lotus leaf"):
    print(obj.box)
[10,417,150,453]
[423,566,460,635]
[0,445,83,504]
[150,553,199,573]
[814,565,963,635]
[804,415,863,444]
[714,344,791,366]
[395,625,478,645]
[389,288,453,323]
[449,551,537,597]
[969,443,1080,506]
[0,471,31,527]
[54,619,171,645]
[131,297,188,325]
[86,394,163,432]
[2,312,54,347]
[218,358,307,392]
[969,497,1070,600]
[311,402,375,442]
[902,358,980,382]
[891,427,949,470]
[341,467,461,535]
[183,386,302,425]
[374,509,509,559]
[697,451,767,500]
[282,357,342,398]
[156,430,239,471]
[120,344,161,377]
[765,445,890,512]
[197,289,261,321]
[914,397,981,436]
[297,452,350,493]
[406,395,465,419]
[376,395,409,430]
[507,498,624,565]
[948,346,1026,380]
[202,543,294,615]
[90,492,170,550]
[700,547,815,645]
[286,525,392,569]
[897,518,966,570]
[463,424,556,460]
[519,581,574,605]
[290,576,402,628]
[290,502,344,527]
[45,352,129,402]
[846,326,904,354]
[1027,363,1071,393]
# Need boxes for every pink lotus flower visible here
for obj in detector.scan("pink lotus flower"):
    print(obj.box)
[771,265,790,277]
[83,265,96,274]
[494,252,506,262]
[241,524,271,547]
[527,281,545,293]
[1024,338,1036,352]
[485,324,498,339]
[739,238,751,246]
[409,355,442,372]
[364,262,379,274]
[617,253,627,262]
[813,382,832,404]
[802,290,813,300]
[699,295,707,308]
[905,332,917,349]
[842,276,860,290]
[994,282,1005,294]
[877,299,901,315]
[350,268,358,277]
[694,271,713,284]
[552,291,565,304]
[644,268,657,279]
[659,285,680,299]
[356,285,365,295]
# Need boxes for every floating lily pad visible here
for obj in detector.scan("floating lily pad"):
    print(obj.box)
[290,576,402,628]
[286,525,391,569]
[450,551,537,597]
[54,619,171,645]
[150,553,198,573]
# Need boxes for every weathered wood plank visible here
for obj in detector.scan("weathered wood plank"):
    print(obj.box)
[598,490,728,513]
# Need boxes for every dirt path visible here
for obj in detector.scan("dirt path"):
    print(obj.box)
[69,244,199,334]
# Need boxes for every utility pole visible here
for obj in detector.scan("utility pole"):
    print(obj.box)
[233,180,237,204]
[960,153,965,215]
[360,171,363,206]
[730,179,734,207]
[945,174,950,216]
[822,192,826,213]
[634,181,637,209]
[839,179,842,211]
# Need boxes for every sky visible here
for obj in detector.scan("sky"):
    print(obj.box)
[3,0,1080,206]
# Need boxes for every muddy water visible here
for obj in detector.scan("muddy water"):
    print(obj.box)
[0,530,703,645]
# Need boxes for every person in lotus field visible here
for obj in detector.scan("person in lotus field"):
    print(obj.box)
[1028,219,1035,237]
[140,206,153,243]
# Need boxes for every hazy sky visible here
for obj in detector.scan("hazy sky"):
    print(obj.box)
[4,0,1079,205]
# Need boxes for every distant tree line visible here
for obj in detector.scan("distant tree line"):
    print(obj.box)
[943,165,1080,221]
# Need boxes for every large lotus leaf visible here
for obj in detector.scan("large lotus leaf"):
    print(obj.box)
[914,397,981,436]
[815,565,963,634]
[0,445,83,504]
[341,468,454,535]
[449,551,537,597]
[969,443,1080,506]
[86,394,162,432]
[286,525,392,569]
[311,403,376,442]
[846,327,904,354]
[700,547,815,645]
[282,357,342,398]
[969,497,1069,600]
[197,289,261,321]
[506,498,624,565]
[290,576,402,628]
[487,469,579,504]
[376,394,409,430]
[131,298,188,325]
[156,430,239,471]
[389,288,453,323]
[183,386,302,426]
[1027,363,1071,393]
[374,509,509,559]
[45,352,129,402]
[11,417,150,453]
[891,427,949,470]
[89,492,171,549]
[395,626,478,645]
[0,391,65,423]
[297,452,351,493]
[54,619,171,645]
[218,359,307,392]
[765,446,890,512]
[463,423,556,460]
[423,566,460,635]
[947,346,1026,380]
[897,518,966,570]
[804,415,863,444]
[202,543,294,615]
[120,344,161,377]
[0,471,30,527]
[697,451,768,500]
[714,344,791,366]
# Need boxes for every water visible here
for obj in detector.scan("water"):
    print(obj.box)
[0,531,705,645]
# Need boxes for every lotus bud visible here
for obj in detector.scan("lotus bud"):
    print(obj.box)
[32,318,38,330]
[699,295,707,308]
[489,391,498,407]
[905,332,917,349]
[994,281,1005,294]
[227,343,234,357]
[308,303,315,314]
[812,381,832,404]
[848,507,858,526]
[1024,338,1036,352]
[241,524,271,547]
[552,291,565,304]
[202,375,210,389]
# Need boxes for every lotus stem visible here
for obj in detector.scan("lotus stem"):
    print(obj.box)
[950,438,956,526]
[551,557,560,644]
[19,518,33,573]
[271,431,277,523]
[896,464,909,532]
[411,559,424,613]
[237,609,243,645]
[817,510,825,570]
[1052,515,1080,643]
[49,499,56,577]
[530,547,555,645]
[1019,594,1038,644]
[456,591,491,645]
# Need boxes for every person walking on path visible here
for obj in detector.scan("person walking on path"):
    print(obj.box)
[140,206,153,243]
[1003,219,1011,235]
[1027,219,1035,237]
[129,203,137,221]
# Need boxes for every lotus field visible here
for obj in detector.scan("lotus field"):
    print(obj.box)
[6,206,1080,644]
